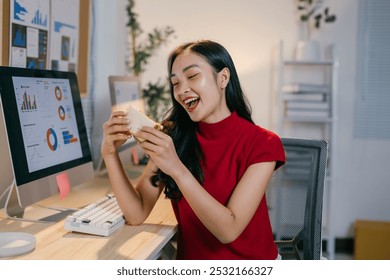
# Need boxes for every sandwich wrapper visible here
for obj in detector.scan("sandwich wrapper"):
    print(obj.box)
[126,106,162,142]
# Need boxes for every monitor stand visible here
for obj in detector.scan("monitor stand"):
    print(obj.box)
[4,183,75,223]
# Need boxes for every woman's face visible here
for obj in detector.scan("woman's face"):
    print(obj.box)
[170,52,230,123]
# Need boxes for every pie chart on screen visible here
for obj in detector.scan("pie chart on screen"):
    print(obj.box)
[58,106,65,120]
[46,128,58,151]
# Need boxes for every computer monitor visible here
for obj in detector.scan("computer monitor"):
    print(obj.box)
[0,66,94,222]
[94,75,146,174]
[108,75,143,112]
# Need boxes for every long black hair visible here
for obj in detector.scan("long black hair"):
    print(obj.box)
[151,40,253,200]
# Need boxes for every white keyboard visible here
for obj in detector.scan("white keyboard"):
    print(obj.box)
[64,194,125,236]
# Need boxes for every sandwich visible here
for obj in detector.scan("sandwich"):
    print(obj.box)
[126,106,163,143]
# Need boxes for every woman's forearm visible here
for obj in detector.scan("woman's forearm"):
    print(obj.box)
[103,153,158,225]
[172,161,275,244]
[172,165,241,243]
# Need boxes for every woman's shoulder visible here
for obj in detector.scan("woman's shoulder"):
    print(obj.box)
[235,117,285,169]
[235,114,280,142]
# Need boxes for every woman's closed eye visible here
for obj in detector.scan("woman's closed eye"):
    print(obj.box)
[171,80,179,87]
[188,73,199,79]
[171,73,198,87]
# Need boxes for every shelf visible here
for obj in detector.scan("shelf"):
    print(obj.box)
[284,60,334,66]
[276,41,338,259]
[282,116,334,123]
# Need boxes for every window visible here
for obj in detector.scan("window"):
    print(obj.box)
[355,0,390,139]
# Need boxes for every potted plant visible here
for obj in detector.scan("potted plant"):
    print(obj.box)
[295,0,336,61]
[126,0,175,121]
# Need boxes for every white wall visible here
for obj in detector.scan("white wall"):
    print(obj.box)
[90,0,390,239]
[136,0,297,129]
[88,0,128,165]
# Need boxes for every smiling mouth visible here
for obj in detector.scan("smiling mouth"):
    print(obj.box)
[184,97,200,109]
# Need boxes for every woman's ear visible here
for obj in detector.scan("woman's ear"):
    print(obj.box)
[218,67,230,89]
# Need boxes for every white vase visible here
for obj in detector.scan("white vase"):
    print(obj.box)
[295,40,320,61]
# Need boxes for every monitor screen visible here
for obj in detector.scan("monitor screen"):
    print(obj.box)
[97,75,145,173]
[108,75,144,112]
[108,75,143,149]
[0,66,93,212]
[13,76,84,175]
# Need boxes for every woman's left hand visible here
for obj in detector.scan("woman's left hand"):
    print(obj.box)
[135,126,183,178]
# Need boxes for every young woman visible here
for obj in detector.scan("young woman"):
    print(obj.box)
[101,40,285,259]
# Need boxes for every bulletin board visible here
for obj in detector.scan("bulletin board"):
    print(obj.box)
[0,0,90,95]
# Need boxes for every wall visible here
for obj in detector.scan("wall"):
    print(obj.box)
[88,0,128,165]
[136,0,297,129]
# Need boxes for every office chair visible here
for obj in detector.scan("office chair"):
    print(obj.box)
[267,138,328,260]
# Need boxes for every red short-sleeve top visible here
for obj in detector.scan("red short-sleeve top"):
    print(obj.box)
[173,111,285,259]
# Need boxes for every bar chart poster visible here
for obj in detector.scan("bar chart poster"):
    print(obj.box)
[10,0,50,69]
[50,0,80,72]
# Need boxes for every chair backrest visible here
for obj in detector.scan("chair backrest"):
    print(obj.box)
[267,137,328,260]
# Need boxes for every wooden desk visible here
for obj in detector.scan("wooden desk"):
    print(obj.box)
[0,175,177,260]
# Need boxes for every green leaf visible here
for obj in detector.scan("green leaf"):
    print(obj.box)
[325,15,336,23]
[324,7,329,16]
[314,14,322,28]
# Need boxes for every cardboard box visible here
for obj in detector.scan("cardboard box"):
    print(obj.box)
[354,220,390,260]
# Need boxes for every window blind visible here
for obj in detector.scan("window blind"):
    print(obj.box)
[354,0,390,139]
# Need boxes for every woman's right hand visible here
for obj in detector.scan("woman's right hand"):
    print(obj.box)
[101,111,132,157]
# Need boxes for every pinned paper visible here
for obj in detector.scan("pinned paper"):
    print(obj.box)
[56,172,70,200]
[131,147,139,165]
